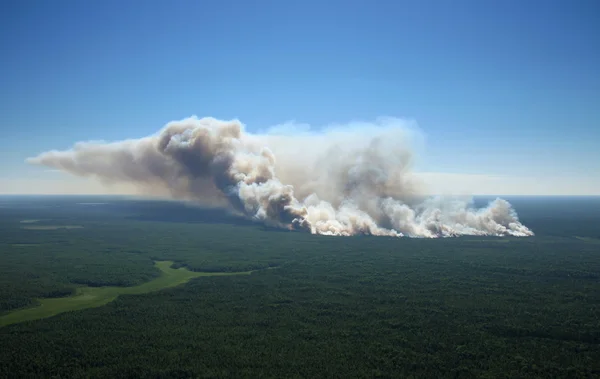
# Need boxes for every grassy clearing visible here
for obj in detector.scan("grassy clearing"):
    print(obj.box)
[0,261,253,327]
[575,236,600,244]
[21,225,84,230]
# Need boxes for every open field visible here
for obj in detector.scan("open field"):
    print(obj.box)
[21,225,84,230]
[575,236,600,244]
[1,195,599,378]
[0,261,254,327]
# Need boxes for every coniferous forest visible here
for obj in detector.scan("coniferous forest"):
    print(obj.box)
[1,196,599,378]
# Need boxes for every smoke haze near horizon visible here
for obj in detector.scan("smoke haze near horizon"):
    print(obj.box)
[27,116,534,238]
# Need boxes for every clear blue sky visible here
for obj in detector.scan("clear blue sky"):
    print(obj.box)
[1,0,599,194]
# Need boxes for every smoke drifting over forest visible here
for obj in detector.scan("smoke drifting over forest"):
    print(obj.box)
[28,116,534,238]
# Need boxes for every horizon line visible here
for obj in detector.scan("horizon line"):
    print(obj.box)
[1,194,599,198]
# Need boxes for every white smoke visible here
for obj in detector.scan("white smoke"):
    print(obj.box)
[27,116,534,238]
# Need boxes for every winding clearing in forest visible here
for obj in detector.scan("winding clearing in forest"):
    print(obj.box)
[0,261,253,327]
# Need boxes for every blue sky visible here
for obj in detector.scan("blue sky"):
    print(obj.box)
[1,0,599,195]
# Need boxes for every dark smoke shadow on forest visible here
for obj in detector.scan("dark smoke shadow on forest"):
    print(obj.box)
[119,200,297,233]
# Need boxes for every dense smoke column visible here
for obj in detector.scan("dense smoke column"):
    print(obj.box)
[27,116,534,238]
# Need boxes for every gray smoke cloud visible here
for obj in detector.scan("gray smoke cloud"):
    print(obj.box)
[27,116,534,238]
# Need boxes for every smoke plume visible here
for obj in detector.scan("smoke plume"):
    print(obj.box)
[27,116,534,238]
